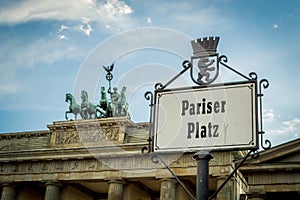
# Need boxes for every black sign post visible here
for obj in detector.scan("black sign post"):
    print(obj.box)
[143,36,271,200]
[193,151,213,200]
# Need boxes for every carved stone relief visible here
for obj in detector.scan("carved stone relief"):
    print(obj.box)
[0,153,197,177]
[54,127,121,145]
[48,118,133,148]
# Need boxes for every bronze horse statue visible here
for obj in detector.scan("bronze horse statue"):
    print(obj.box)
[65,86,129,120]
[65,93,82,120]
[96,87,113,118]
[80,90,97,119]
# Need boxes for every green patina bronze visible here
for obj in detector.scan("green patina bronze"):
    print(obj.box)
[65,63,130,120]
[65,86,129,120]
[115,86,129,117]
[81,90,97,119]
[65,93,82,120]
[96,86,113,118]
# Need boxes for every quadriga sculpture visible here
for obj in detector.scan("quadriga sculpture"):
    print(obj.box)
[65,86,129,120]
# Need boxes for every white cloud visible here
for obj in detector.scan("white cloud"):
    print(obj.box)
[0,0,93,23]
[77,17,93,36]
[282,118,300,131]
[136,1,231,34]
[57,34,68,40]
[269,118,300,136]
[0,34,86,100]
[57,24,69,40]
[99,0,133,16]
[58,25,69,32]
[273,23,279,29]
[0,84,20,95]
[147,17,152,24]
[263,108,276,122]
[0,0,134,31]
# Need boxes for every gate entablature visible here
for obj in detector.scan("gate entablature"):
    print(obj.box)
[48,117,134,148]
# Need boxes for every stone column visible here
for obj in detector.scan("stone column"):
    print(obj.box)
[107,180,125,200]
[160,179,176,200]
[1,182,17,200]
[215,176,234,200]
[44,181,61,200]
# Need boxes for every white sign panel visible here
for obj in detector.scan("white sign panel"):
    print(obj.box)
[153,81,258,152]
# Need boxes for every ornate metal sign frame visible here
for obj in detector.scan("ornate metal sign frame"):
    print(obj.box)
[143,37,271,154]
[153,80,258,152]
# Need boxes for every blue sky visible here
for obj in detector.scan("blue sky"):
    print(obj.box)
[0,0,300,147]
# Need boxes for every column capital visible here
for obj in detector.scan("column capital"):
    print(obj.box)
[1,182,16,187]
[193,151,213,161]
[160,178,176,200]
[107,179,125,185]
[160,178,177,183]
[44,180,61,200]
[44,180,62,187]
[1,182,17,200]
[107,179,125,200]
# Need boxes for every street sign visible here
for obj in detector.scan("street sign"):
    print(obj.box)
[153,81,258,152]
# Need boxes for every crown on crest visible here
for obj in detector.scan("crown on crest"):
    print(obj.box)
[191,36,220,57]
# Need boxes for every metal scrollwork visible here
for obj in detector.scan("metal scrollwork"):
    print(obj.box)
[149,61,193,93]
[219,55,254,81]
[218,55,228,63]
[251,150,259,159]
[141,146,149,154]
[260,79,270,90]
[142,36,272,155]
[258,79,271,150]
[249,72,258,80]
[182,60,192,68]
[143,91,155,154]
[155,83,164,90]
[261,137,272,150]
[144,91,154,106]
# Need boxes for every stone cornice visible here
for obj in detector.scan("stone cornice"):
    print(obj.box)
[242,138,300,165]
[47,117,134,131]
[240,163,300,172]
[0,142,148,162]
[0,130,51,140]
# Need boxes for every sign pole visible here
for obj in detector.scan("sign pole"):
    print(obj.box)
[193,151,213,200]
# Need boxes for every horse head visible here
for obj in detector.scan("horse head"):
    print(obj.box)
[65,93,73,103]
